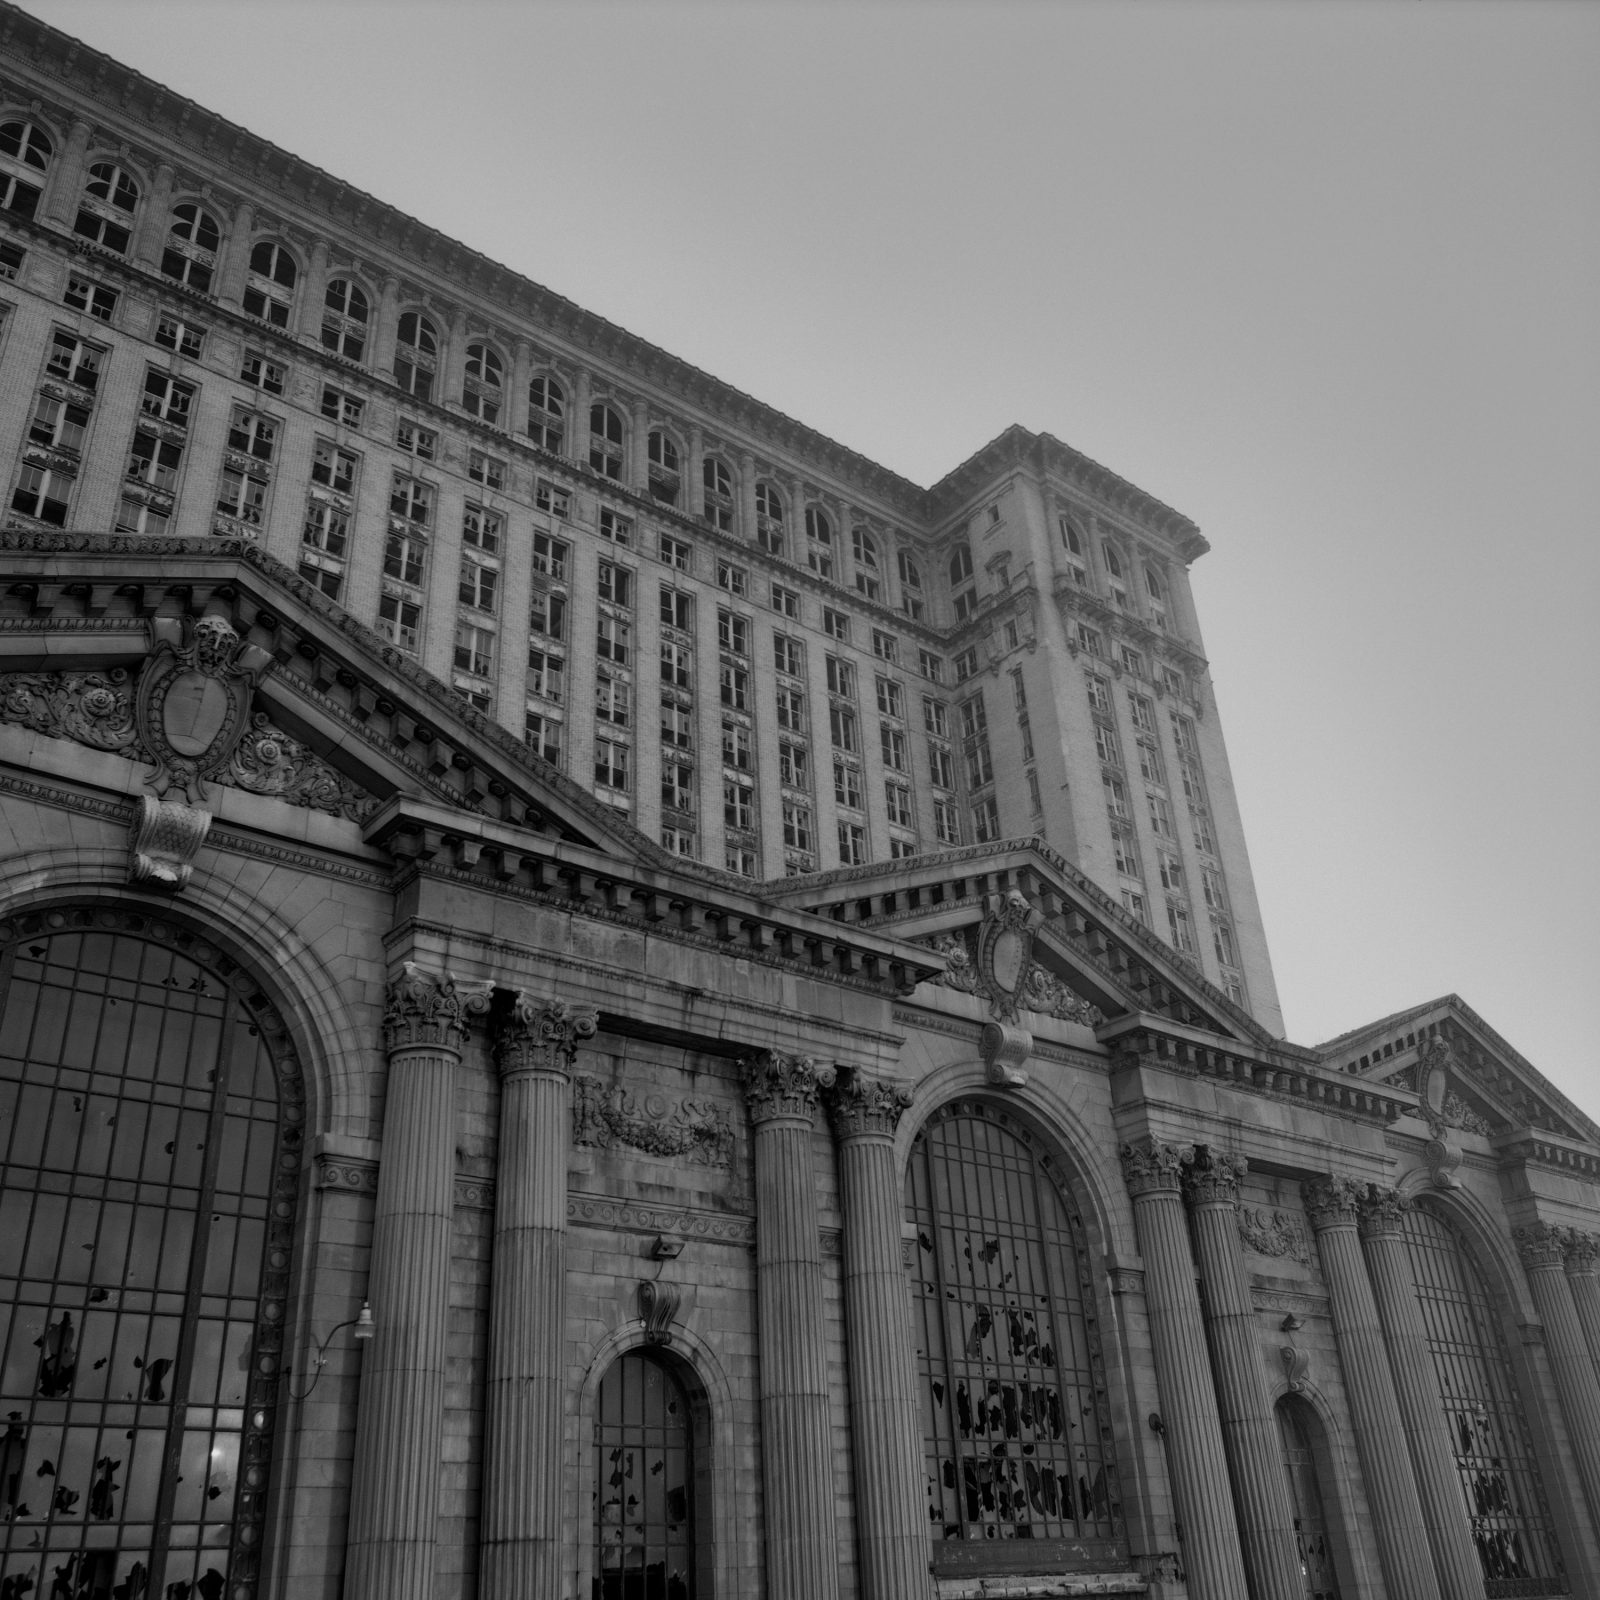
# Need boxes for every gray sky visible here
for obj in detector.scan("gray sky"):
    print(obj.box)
[25,1,1599,1113]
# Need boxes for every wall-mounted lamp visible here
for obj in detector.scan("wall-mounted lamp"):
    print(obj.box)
[1147,1412,1167,1441]
[649,1236,684,1261]
[287,1302,374,1400]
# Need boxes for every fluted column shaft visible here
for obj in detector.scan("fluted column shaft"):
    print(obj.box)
[480,996,598,1600]
[216,200,254,307]
[1305,1179,1442,1600]
[745,1053,841,1600]
[1184,1154,1303,1600]
[1360,1191,1486,1599]
[1118,1142,1249,1600]
[43,118,92,224]
[1564,1232,1600,1379]
[346,967,486,1600]
[829,1074,930,1600]
[1517,1224,1600,1531]
[132,161,175,268]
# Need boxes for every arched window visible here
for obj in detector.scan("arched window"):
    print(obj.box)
[897,551,924,621]
[321,277,370,362]
[1143,567,1168,629]
[648,431,681,505]
[160,203,221,293]
[852,528,880,601]
[74,161,140,255]
[1403,1203,1565,1591]
[590,403,625,481]
[804,507,833,580]
[0,912,302,1600]
[1101,541,1124,581]
[0,120,53,220]
[463,343,503,424]
[755,482,784,556]
[594,1351,699,1598]
[1276,1397,1341,1599]
[244,242,297,328]
[948,546,973,587]
[702,457,733,531]
[395,311,438,401]
[528,374,564,451]
[906,1103,1124,1578]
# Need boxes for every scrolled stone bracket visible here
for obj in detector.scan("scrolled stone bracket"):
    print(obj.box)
[981,1020,1031,1087]
[128,793,211,892]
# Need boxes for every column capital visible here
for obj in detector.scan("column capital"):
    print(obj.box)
[1302,1175,1367,1232]
[826,1069,912,1141]
[1183,1150,1246,1209]
[493,992,597,1080]
[1515,1221,1569,1272]
[1565,1229,1600,1276]
[383,962,491,1054]
[743,1051,835,1125]
[1357,1184,1409,1239]
[1119,1138,1192,1199]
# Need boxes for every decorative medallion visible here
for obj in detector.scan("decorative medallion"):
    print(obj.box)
[135,616,275,805]
[977,889,1044,1026]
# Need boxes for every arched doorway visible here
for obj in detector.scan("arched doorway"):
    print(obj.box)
[1403,1201,1565,1594]
[0,909,303,1600]
[1275,1396,1340,1600]
[593,1350,700,1599]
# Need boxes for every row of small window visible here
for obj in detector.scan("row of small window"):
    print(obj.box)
[1075,623,1180,690]
[1059,513,1172,628]
[1118,890,1240,970]
[5,122,981,622]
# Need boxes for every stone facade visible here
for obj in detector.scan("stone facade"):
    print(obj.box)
[1,12,1599,1600]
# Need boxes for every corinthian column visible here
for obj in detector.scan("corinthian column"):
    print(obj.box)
[480,994,598,1600]
[1183,1152,1302,1600]
[826,1071,930,1600]
[1565,1230,1600,1375]
[1303,1178,1441,1600]
[1516,1223,1600,1530]
[346,965,487,1600]
[744,1051,841,1600]
[1118,1140,1249,1600]
[1358,1188,1485,1598]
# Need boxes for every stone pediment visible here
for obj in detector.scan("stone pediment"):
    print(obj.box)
[766,836,1272,1045]
[0,667,378,823]
[0,531,685,869]
[1317,996,1598,1147]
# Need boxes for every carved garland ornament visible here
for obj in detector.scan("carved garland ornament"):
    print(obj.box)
[572,1076,733,1167]
[1237,1205,1314,1267]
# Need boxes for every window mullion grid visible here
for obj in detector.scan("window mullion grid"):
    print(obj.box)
[920,1125,966,1539]
[145,981,238,1580]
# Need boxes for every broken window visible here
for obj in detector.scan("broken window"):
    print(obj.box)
[0,923,294,1599]
[395,311,438,401]
[463,342,503,423]
[1403,1203,1564,1590]
[906,1105,1124,1571]
[594,1352,698,1598]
